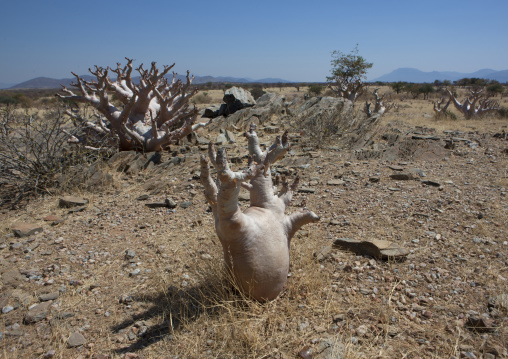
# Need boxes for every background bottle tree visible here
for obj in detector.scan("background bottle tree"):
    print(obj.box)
[326,45,373,102]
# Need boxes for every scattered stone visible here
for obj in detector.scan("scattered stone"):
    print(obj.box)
[24,301,52,323]
[388,165,404,171]
[298,187,315,193]
[2,269,23,286]
[129,269,141,277]
[145,198,177,209]
[11,223,43,238]
[298,345,313,359]
[465,317,496,333]
[2,305,14,314]
[43,215,60,222]
[68,205,87,213]
[125,249,136,259]
[180,201,193,209]
[43,350,56,358]
[333,238,409,261]
[390,173,413,181]
[39,292,59,302]
[136,194,149,201]
[327,179,345,186]
[67,331,87,347]
[59,196,89,208]
[55,312,75,319]
[422,180,441,187]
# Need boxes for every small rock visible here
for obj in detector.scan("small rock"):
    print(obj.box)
[125,250,136,259]
[11,223,43,238]
[39,292,59,302]
[24,301,52,323]
[67,331,87,347]
[327,179,345,186]
[43,349,56,358]
[129,269,141,277]
[298,187,315,193]
[59,196,89,208]
[2,305,14,314]
[136,194,149,201]
[180,201,193,209]
[390,173,413,181]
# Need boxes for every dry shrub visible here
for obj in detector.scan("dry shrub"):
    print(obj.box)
[192,92,212,105]
[0,105,107,207]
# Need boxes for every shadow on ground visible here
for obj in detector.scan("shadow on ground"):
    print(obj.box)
[111,274,243,354]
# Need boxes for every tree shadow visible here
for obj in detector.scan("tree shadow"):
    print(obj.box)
[111,273,245,354]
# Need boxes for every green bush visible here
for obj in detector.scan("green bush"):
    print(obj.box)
[307,84,324,96]
[250,87,266,100]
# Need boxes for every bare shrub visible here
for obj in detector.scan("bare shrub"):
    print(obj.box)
[192,92,212,104]
[0,105,100,206]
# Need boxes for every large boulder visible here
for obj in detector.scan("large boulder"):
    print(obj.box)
[223,87,255,115]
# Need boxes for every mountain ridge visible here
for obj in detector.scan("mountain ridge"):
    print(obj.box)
[6,74,292,90]
[373,68,508,83]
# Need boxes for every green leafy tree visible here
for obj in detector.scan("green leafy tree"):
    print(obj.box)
[391,81,406,94]
[326,45,373,102]
[419,83,435,100]
[486,82,504,97]
[307,84,324,96]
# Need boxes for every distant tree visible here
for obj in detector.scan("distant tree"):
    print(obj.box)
[326,45,373,102]
[487,82,504,97]
[404,83,421,99]
[419,83,435,100]
[307,84,324,96]
[391,81,406,94]
[250,85,266,100]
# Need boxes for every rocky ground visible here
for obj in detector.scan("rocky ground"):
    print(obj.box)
[0,114,507,358]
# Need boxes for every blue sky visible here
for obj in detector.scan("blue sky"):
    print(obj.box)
[1,0,507,84]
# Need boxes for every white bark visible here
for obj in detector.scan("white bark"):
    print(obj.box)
[200,126,319,301]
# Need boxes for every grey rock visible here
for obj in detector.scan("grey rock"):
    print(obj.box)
[129,269,141,277]
[327,179,345,186]
[145,198,177,209]
[390,173,413,180]
[59,196,88,208]
[11,223,43,238]
[24,301,52,323]
[298,187,316,193]
[55,312,75,319]
[67,331,87,347]
[2,269,23,286]
[202,104,223,118]
[39,292,59,302]
[2,305,14,314]
[180,201,193,209]
[215,133,228,145]
[223,87,255,115]
[125,249,136,259]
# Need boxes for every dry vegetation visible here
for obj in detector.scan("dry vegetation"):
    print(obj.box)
[0,85,507,359]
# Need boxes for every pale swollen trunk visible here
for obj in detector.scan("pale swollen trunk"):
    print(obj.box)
[200,125,320,301]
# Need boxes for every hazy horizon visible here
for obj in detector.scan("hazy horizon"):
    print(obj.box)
[1,0,507,85]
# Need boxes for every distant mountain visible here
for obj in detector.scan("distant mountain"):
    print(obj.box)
[8,74,292,89]
[373,68,508,83]
[0,82,15,90]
